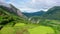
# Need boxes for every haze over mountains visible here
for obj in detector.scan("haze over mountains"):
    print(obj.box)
[0,1,11,7]
[42,6,60,20]
[0,2,28,30]
[23,6,60,20]
[0,1,24,17]
[0,1,60,20]
[23,10,46,17]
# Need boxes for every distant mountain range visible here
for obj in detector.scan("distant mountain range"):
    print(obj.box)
[0,1,60,20]
[22,10,46,18]
[25,6,60,21]
[0,1,60,30]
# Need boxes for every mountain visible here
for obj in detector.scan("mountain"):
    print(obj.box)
[28,6,60,23]
[41,6,60,20]
[0,4,24,17]
[0,1,24,17]
[23,10,45,18]
[0,3,28,30]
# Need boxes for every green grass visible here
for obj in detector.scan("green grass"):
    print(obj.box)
[0,23,55,34]
[0,27,15,34]
[28,26,55,34]
[15,23,26,27]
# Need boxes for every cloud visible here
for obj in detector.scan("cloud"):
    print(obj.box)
[2,0,60,12]
[19,8,39,12]
[0,0,5,2]
[28,0,58,9]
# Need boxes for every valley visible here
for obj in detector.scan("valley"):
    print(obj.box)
[0,2,60,34]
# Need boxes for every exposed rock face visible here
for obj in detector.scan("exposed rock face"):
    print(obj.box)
[0,2,24,17]
[10,4,23,17]
[17,9,23,17]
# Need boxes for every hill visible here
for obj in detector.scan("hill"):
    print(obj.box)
[23,10,45,18]
[0,4,24,17]
[42,6,60,20]
[0,3,28,30]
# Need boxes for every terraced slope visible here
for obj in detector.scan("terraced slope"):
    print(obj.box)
[0,23,55,34]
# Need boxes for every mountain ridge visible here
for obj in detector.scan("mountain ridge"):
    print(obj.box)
[41,6,60,20]
[23,10,45,18]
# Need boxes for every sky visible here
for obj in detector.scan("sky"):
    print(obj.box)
[0,0,60,12]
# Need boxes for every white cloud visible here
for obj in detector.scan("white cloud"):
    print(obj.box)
[30,0,36,4]
[23,0,60,12]
[19,8,39,13]
[0,0,5,2]
[28,0,58,9]
[19,7,48,13]
[2,0,60,12]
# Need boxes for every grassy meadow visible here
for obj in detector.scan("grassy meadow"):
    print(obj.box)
[0,20,58,34]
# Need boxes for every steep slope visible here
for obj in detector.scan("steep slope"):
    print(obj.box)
[42,6,60,20]
[23,10,45,18]
[0,3,28,30]
[10,4,24,17]
[0,4,24,17]
[28,6,60,23]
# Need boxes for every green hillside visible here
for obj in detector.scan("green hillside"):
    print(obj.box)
[27,6,60,34]
[29,6,60,23]
[0,4,60,34]
[0,7,55,34]
[0,6,29,30]
[42,6,60,20]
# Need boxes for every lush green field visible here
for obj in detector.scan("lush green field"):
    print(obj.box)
[28,26,55,34]
[0,23,55,34]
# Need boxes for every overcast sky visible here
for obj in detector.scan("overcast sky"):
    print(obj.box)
[0,0,60,12]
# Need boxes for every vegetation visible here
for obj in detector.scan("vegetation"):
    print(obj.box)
[0,6,29,30]
[26,6,60,34]
[41,6,60,20]
[23,10,45,18]
[0,5,60,34]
